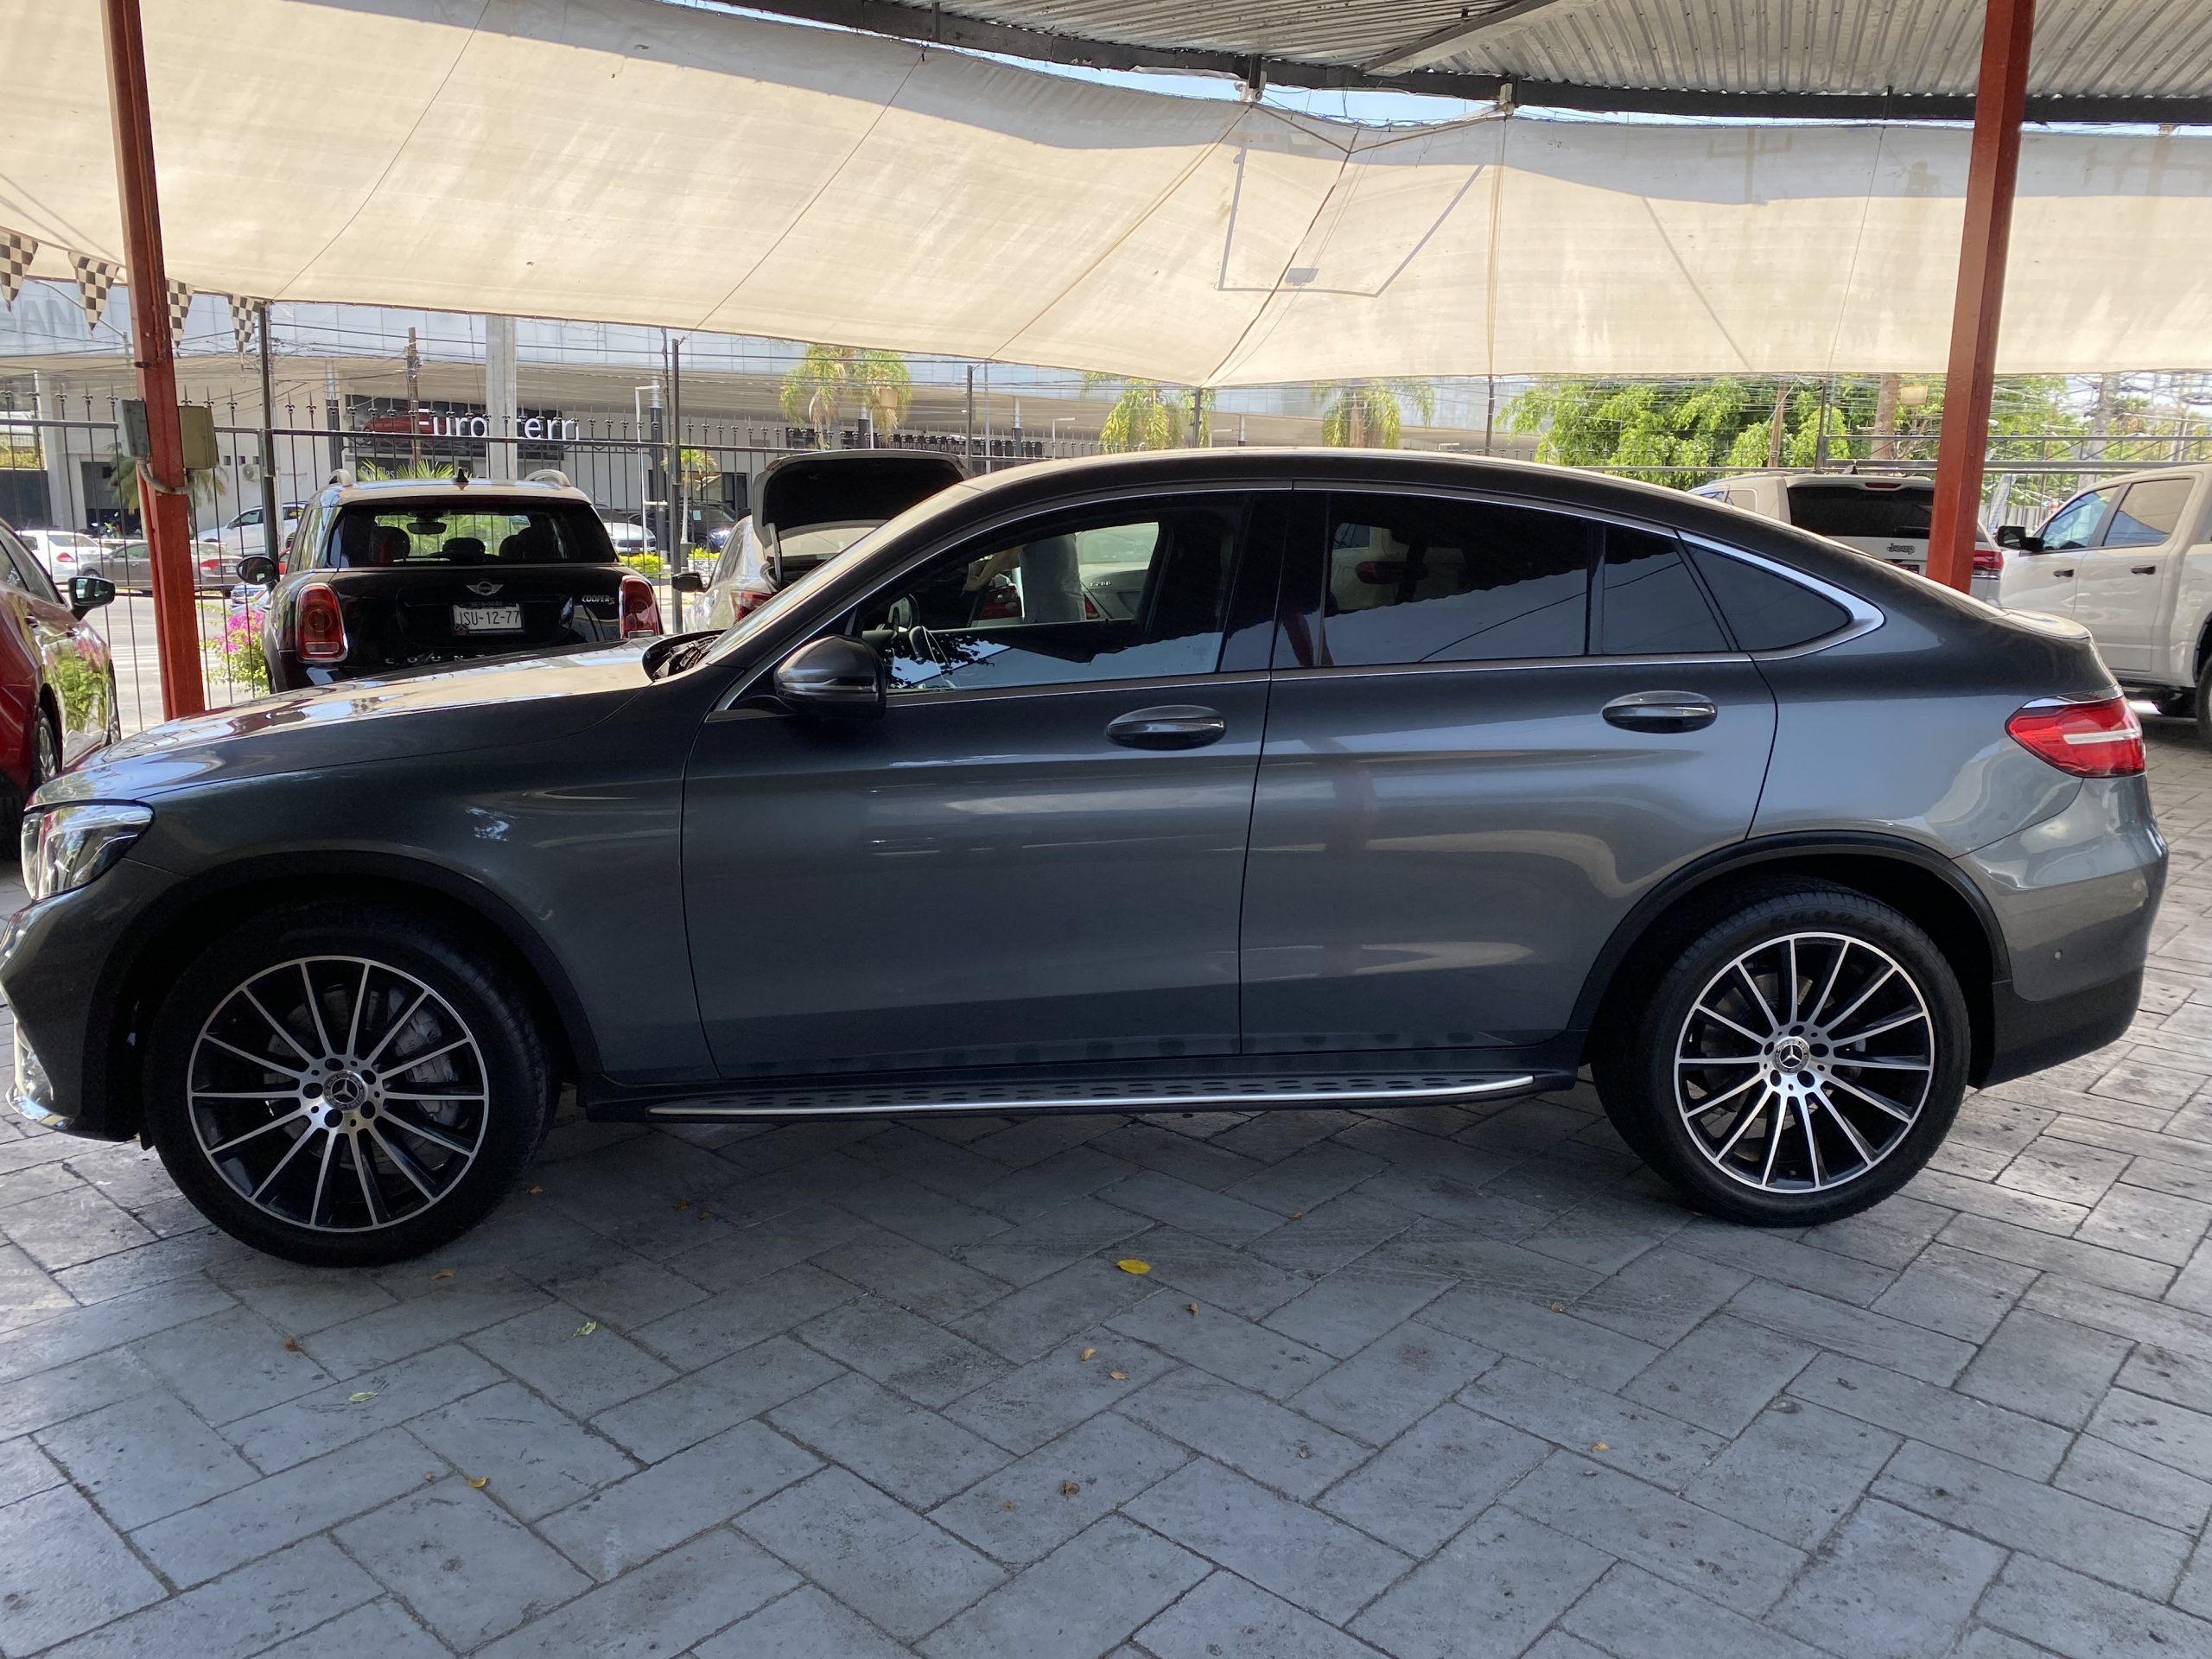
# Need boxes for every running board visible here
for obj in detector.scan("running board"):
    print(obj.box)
[641,1071,1541,1121]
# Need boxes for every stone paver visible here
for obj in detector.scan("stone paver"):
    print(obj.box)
[6,721,2212,1654]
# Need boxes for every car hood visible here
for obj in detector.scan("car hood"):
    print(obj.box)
[42,641,652,804]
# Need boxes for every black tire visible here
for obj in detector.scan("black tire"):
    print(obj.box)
[5,709,61,852]
[145,899,555,1266]
[1593,880,1968,1227]
[2151,690,2195,721]
[2196,658,2212,748]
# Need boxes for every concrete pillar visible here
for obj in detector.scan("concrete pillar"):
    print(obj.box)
[485,314,518,480]
[33,372,73,531]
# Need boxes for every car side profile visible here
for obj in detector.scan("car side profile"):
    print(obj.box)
[1993,464,2212,739]
[2,450,2164,1266]
[242,469,663,690]
[0,517,118,837]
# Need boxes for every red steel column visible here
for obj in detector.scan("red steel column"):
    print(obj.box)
[102,0,205,717]
[1927,0,2037,593]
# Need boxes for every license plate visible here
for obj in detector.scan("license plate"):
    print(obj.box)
[452,603,523,634]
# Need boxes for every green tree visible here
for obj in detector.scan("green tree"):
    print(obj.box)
[1084,375,1206,452]
[779,345,912,447]
[1319,378,1437,448]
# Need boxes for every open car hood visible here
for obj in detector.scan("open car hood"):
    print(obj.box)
[757,452,966,539]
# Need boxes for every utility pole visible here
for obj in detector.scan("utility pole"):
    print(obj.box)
[964,365,976,470]
[101,0,202,717]
[667,334,685,631]
[404,327,423,469]
[1765,378,1791,468]
[256,301,279,562]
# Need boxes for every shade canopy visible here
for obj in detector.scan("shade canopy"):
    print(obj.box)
[3,0,2208,385]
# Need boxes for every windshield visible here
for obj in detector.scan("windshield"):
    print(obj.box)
[1786,483,1934,540]
[327,499,614,568]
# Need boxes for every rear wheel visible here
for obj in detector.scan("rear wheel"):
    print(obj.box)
[1595,880,1967,1226]
[2195,659,2212,748]
[146,901,554,1265]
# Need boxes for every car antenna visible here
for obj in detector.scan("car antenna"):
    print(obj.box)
[453,465,470,490]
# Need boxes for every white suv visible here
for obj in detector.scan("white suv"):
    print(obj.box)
[1995,464,2212,735]
[1690,473,2002,607]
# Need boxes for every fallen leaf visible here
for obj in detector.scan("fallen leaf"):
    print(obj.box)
[1108,1369,1128,1381]
[1116,1259,1151,1275]
[467,1476,489,1490]
[575,1320,599,1338]
[423,1471,436,1483]
[1548,1302,1565,1313]
[429,1268,454,1281]
[1001,1500,1015,1511]
[674,1198,692,1211]
[1288,1211,1304,1220]
[1185,1303,1198,1315]
[1297,1445,1313,1459]
[1060,1479,1080,1497]
[1592,1442,1611,1452]
[1079,1347,1096,1362]
[527,1185,543,1195]
[282,1337,300,1352]
[347,1391,377,1403]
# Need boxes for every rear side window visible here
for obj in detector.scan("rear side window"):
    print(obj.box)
[2103,478,2194,549]
[1310,494,1592,666]
[1785,483,1933,540]
[327,499,613,569]
[1599,529,1729,655]
[1688,545,1851,651]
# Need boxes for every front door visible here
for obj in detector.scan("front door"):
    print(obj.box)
[1240,490,1776,1054]
[0,524,111,766]
[2002,485,2114,622]
[683,491,1281,1078]
[2070,474,2199,677]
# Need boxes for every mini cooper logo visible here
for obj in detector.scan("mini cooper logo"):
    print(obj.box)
[466,581,503,596]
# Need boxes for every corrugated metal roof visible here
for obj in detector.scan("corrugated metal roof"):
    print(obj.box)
[748,2,2212,115]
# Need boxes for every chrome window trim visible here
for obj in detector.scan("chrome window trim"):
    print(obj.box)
[1678,533,1886,660]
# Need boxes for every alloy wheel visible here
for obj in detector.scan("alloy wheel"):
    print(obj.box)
[187,956,489,1232]
[1673,931,1933,1192]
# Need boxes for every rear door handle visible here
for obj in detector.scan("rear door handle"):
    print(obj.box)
[1105,705,1227,750]
[2054,568,2075,578]
[1603,690,1719,733]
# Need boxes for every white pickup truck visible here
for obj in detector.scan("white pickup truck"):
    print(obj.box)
[1994,465,2212,734]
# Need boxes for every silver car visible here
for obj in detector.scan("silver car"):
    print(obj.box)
[3,449,2164,1265]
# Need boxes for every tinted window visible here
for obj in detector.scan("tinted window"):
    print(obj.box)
[2103,477,2194,549]
[1599,529,1728,654]
[1688,545,1851,651]
[1786,483,1933,540]
[2040,488,2116,552]
[862,498,1242,693]
[0,526,60,604]
[326,499,613,569]
[1311,495,1592,666]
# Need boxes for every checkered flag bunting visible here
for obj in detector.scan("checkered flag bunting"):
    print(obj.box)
[229,294,265,354]
[0,227,37,309]
[166,278,194,343]
[71,252,118,333]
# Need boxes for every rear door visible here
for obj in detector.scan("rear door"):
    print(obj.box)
[2071,474,2199,675]
[1239,489,1776,1055]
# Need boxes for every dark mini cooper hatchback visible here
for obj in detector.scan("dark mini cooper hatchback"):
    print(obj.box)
[3,450,2164,1264]
[243,470,662,690]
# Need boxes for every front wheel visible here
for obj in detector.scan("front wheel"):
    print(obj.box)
[1595,881,1968,1226]
[146,901,555,1265]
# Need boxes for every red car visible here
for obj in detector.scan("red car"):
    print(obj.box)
[0,518,120,837]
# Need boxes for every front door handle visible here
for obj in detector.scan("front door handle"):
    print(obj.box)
[1106,705,1227,750]
[2054,568,2075,578]
[1603,690,1719,733]
[2132,564,2158,575]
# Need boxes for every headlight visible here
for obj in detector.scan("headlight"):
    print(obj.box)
[20,803,152,902]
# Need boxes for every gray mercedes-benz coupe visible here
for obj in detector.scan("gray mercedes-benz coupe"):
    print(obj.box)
[2,450,2164,1264]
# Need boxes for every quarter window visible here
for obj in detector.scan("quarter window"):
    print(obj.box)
[1598,529,1728,655]
[1304,494,1592,667]
[1687,544,1851,651]
[2103,478,2194,549]
[861,498,1243,693]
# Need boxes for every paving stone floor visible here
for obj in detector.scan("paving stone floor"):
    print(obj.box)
[5,726,2212,1657]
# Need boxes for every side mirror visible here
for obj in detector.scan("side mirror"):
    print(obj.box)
[238,554,278,586]
[68,575,115,617]
[1994,525,2043,553]
[773,634,884,720]
[671,570,706,594]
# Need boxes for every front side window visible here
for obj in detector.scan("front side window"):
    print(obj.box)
[326,499,615,569]
[1301,494,1592,667]
[2040,488,2117,551]
[860,498,1243,693]
[2103,477,2194,549]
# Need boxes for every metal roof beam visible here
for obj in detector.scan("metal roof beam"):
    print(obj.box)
[736,1,2212,124]
[1366,1,1573,76]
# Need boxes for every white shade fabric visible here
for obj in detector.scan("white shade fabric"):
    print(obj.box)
[3,0,2206,383]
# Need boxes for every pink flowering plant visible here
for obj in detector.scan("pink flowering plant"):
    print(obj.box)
[204,604,272,696]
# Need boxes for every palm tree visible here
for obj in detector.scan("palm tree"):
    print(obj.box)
[105,442,223,524]
[1319,379,1438,448]
[779,346,912,447]
[1084,375,1209,452]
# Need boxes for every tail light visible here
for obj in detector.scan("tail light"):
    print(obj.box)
[295,581,348,664]
[54,549,76,566]
[728,577,778,620]
[620,573,662,638]
[2007,696,2144,778]
[1972,546,2004,575]
[199,555,226,575]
